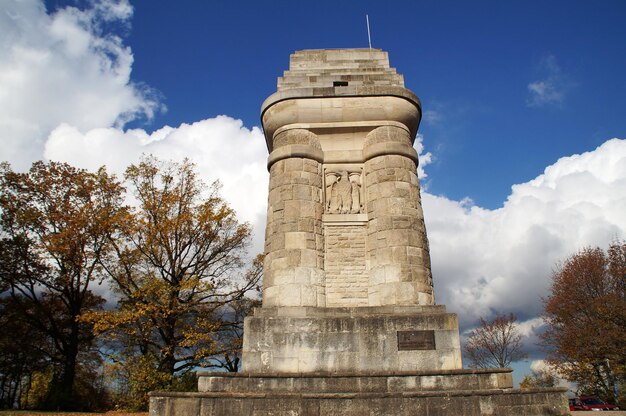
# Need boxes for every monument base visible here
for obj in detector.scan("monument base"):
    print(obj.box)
[242,306,463,373]
[149,306,570,414]
[149,369,569,415]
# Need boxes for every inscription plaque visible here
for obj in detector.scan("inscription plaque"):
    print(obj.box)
[397,330,436,351]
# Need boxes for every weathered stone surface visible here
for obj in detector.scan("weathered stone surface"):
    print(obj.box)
[242,306,462,373]
[264,128,325,308]
[364,125,433,306]
[149,387,570,416]
[324,224,368,307]
[197,368,514,393]
[261,49,432,310]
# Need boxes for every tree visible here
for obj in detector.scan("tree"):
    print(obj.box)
[0,161,125,410]
[0,297,48,409]
[542,242,626,406]
[520,367,558,389]
[84,157,261,409]
[464,313,527,368]
[207,276,262,373]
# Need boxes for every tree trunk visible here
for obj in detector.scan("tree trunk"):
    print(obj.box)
[44,322,79,410]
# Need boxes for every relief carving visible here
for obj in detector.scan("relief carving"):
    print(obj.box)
[325,169,363,214]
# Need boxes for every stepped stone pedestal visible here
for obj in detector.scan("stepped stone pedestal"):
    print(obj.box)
[149,49,569,415]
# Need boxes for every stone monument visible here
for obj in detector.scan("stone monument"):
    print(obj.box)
[150,49,569,415]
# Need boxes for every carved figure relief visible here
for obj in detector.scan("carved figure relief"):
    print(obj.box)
[325,169,363,214]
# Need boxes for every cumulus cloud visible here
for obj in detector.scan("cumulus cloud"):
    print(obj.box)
[44,117,270,256]
[414,133,433,179]
[0,0,161,170]
[526,55,574,107]
[425,138,626,333]
[423,109,443,125]
[528,359,575,390]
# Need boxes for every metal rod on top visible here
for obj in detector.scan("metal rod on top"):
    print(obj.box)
[366,14,372,49]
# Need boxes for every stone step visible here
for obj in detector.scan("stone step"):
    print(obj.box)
[289,58,390,68]
[290,63,390,72]
[251,305,448,318]
[150,387,570,416]
[278,79,402,90]
[290,52,389,66]
[279,73,402,81]
[197,368,513,394]
[284,68,398,77]
[278,74,404,87]
[290,48,388,60]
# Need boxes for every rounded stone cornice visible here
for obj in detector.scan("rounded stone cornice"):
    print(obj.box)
[272,127,321,149]
[261,87,422,151]
[266,144,324,170]
[261,85,421,116]
[267,128,323,170]
[363,142,419,165]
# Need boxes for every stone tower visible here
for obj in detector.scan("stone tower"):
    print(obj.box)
[241,49,461,374]
[149,49,570,416]
[261,48,434,310]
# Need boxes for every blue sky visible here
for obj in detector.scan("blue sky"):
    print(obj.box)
[120,0,626,208]
[36,0,626,207]
[3,0,626,384]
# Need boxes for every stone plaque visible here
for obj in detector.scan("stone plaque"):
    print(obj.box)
[397,330,436,351]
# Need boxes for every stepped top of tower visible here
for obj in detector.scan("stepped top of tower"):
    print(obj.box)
[260,48,422,147]
[278,48,405,91]
[261,48,419,118]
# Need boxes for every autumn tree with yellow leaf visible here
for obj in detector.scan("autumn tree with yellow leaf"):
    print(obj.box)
[85,157,261,408]
[0,161,125,411]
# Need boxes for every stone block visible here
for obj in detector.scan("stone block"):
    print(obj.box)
[285,232,309,249]
[279,284,302,306]
[168,397,200,416]
[262,286,279,307]
[242,307,462,373]
[301,285,318,306]
[150,385,569,415]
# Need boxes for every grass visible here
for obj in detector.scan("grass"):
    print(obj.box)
[0,412,148,416]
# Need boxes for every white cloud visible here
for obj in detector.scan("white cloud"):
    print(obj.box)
[424,109,443,125]
[44,116,270,257]
[0,0,160,170]
[425,138,626,331]
[530,359,560,375]
[526,55,573,107]
[414,133,433,179]
[516,317,546,339]
[528,359,575,391]
[527,81,563,106]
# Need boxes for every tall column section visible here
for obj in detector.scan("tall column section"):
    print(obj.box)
[364,125,434,306]
[262,128,326,307]
[244,49,461,374]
